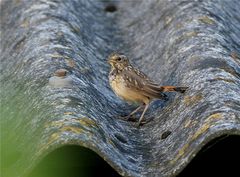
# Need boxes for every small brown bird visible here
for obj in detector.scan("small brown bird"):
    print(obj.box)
[108,53,188,126]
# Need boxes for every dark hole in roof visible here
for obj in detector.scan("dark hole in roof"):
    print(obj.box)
[161,130,172,139]
[105,4,117,13]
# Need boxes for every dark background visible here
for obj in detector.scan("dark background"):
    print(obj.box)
[29,135,239,177]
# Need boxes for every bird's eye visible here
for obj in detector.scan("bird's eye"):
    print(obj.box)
[116,57,122,61]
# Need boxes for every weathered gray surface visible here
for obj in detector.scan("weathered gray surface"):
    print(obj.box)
[1,0,240,177]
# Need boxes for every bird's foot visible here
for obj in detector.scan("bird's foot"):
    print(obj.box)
[135,116,154,127]
[118,114,137,122]
[134,120,147,128]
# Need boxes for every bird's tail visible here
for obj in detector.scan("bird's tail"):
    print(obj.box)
[159,86,188,93]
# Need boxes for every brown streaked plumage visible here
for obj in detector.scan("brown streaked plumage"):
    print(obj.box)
[108,53,188,126]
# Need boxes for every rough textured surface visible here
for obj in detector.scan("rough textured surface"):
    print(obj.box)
[1,0,240,177]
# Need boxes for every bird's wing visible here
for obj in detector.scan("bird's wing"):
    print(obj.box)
[122,68,167,100]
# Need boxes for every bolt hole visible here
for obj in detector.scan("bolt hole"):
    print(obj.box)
[104,4,117,13]
[161,130,172,139]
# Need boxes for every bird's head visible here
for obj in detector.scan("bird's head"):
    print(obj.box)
[108,53,130,70]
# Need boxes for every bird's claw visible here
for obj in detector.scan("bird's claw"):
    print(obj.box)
[118,115,137,122]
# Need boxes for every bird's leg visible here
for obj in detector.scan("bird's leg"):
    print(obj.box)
[138,103,150,126]
[120,104,144,121]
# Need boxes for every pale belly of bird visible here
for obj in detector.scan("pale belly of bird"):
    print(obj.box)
[109,75,148,104]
